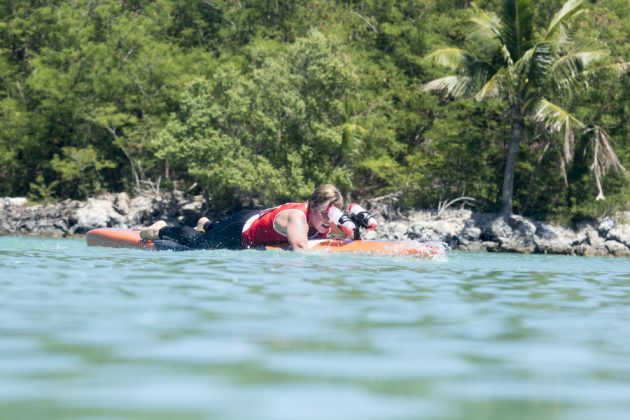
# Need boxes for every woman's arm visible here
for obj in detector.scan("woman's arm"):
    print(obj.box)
[285,211,310,251]
[328,223,351,239]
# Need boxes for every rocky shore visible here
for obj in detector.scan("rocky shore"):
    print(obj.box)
[2,192,629,257]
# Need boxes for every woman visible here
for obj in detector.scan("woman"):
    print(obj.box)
[140,184,376,251]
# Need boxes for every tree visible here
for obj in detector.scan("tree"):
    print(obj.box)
[154,31,360,208]
[423,0,628,215]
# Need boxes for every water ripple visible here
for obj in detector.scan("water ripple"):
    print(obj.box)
[0,237,629,419]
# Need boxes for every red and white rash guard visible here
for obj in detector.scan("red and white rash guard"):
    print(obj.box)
[241,202,326,248]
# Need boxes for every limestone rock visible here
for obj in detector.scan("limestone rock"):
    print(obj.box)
[127,195,159,226]
[597,217,616,236]
[534,223,576,254]
[114,192,131,215]
[3,197,28,208]
[74,198,125,232]
[585,228,604,247]
[606,224,630,248]
[604,240,630,257]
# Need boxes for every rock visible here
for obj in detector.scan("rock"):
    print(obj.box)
[2,189,629,257]
[114,192,131,215]
[408,225,443,242]
[597,217,616,236]
[604,240,630,257]
[488,217,513,241]
[534,223,576,254]
[127,195,159,226]
[379,221,409,240]
[500,238,535,253]
[508,215,537,237]
[19,220,36,232]
[570,243,589,256]
[504,217,536,252]
[606,224,630,248]
[483,215,536,253]
[458,241,486,252]
[3,197,28,208]
[407,217,463,247]
[179,195,205,225]
[582,245,610,257]
[461,220,481,241]
[54,220,69,234]
[585,229,604,247]
[74,198,125,232]
[361,229,378,240]
[481,241,499,252]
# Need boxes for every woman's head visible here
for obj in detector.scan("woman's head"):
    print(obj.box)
[308,184,344,210]
[307,184,344,234]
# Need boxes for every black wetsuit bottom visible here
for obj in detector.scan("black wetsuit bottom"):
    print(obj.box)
[158,210,259,250]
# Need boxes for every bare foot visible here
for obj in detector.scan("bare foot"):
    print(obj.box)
[195,217,210,232]
[140,220,167,240]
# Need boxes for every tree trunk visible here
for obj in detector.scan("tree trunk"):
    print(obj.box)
[501,108,525,216]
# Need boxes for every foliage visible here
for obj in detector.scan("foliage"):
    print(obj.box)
[423,0,628,215]
[154,31,359,208]
[0,0,627,220]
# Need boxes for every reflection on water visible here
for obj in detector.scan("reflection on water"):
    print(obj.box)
[1,237,629,419]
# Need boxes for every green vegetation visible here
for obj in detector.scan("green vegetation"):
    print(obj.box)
[1,0,627,220]
[424,0,627,215]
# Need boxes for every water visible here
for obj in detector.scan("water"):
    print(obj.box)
[1,236,629,420]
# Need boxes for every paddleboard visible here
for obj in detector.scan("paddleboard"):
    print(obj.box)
[86,228,445,257]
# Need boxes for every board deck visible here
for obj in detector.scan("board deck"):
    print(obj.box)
[86,228,445,257]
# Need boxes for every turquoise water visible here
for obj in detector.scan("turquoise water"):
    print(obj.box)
[1,237,629,420]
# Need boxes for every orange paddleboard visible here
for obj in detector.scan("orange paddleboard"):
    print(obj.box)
[86,228,157,250]
[265,239,444,257]
[86,228,445,257]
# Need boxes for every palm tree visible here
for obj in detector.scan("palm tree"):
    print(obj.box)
[423,0,627,215]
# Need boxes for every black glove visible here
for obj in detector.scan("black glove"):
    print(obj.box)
[350,210,375,229]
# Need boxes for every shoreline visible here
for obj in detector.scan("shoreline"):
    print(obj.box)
[2,193,629,257]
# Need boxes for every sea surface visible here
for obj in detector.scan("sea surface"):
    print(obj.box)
[0,236,629,420]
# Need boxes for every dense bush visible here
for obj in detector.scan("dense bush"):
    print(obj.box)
[0,0,627,218]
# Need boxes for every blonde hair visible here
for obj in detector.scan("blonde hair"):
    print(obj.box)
[308,184,344,210]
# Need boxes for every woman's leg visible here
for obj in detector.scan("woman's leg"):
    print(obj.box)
[151,210,259,250]
[199,210,259,250]
[159,226,207,248]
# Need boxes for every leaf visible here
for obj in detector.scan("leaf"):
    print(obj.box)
[532,98,584,163]
[585,125,627,200]
[544,0,586,41]
[422,48,470,71]
[466,6,504,54]
[474,69,507,101]
[422,75,473,98]
[550,47,609,90]
[501,0,535,58]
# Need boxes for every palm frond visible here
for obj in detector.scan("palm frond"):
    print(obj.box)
[550,48,609,90]
[584,125,627,200]
[513,43,552,86]
[529,43,554,82]
[514,47,534,80]
[501,0,535,59]
[466,6,504,57]
[501,45,513,67]
[423,75,473,98]
[559,151,569,187]
[570,60,630,81]
[423,48,471,71]
[553,25,571,50]
[474,69,507,101]
[532,99,584,163]
[545,0,586,41]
